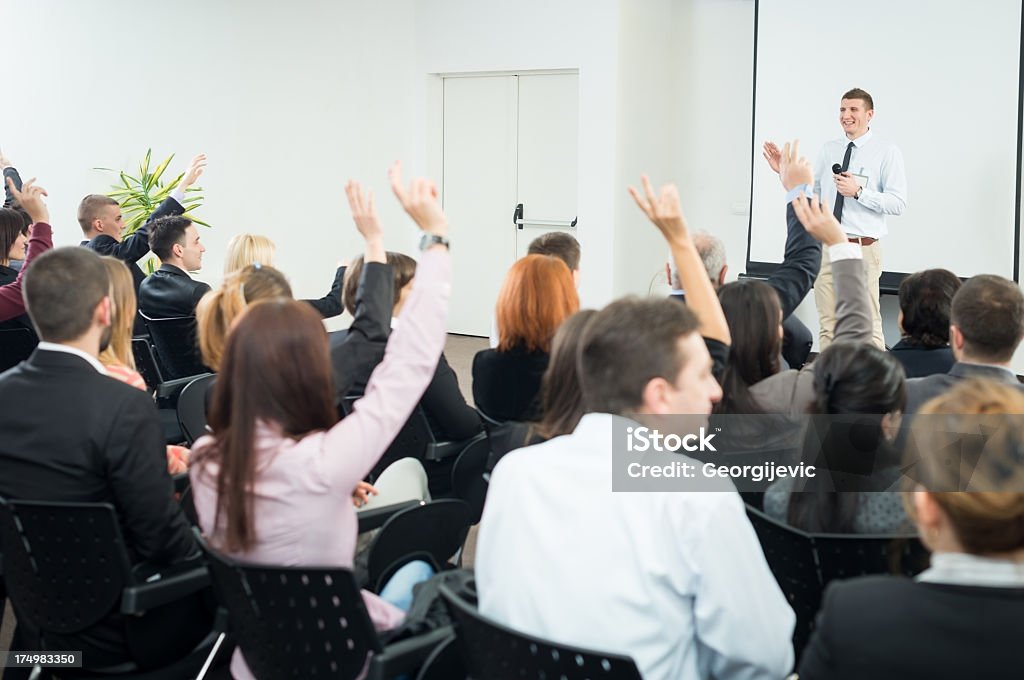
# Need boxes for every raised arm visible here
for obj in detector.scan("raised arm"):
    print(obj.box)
[303,265,346,318]
[0,178,53,322]
[1,148,24,208]
[791,192,872,345]
[324,163,452,484]
[768,141,822,318]
[629,175,730,345]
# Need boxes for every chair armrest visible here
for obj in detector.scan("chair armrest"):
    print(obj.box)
[172,472,191,494]
[155,372,214,400]
[425,432,486,462]
[357,500,421,533]
[367,627,455,680]
[121,561,210,615]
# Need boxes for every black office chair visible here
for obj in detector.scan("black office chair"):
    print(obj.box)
[0,498,220,678]
[450,434,491,525]
[177,374,217,446]
[199,538,451,680]
[0,327,38,372]
[440,584,643,680]
[366,499,472,593]
[140,313,210,380]
[746,504,927,663]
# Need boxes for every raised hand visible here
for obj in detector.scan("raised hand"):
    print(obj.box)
[6,177,49,225]
[763,141,782,174]
[388,161,447,236]
[177,153,207,191]
[792,192,845,246]
[778,140,813,191]
[628,175,691,247]
[344,180,382,242]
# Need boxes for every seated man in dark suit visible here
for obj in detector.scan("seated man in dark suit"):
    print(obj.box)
[138,215,211,318]
[904,273,1024,413]
[0,247,207,669]
[78,154,206,294]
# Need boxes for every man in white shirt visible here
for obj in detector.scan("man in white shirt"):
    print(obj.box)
[766,88,907,350]
[476,290,795,678]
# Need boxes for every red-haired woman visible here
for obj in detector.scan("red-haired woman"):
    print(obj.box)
[190,168,451,680]
[472,254,579,422]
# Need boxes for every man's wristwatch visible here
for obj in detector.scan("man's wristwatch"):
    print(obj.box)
[854,187,863,200]
[419,233,450,251]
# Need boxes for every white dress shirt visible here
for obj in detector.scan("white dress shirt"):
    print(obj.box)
[36,341,108,375]
[476,412,795,680]
[813,130,907,239]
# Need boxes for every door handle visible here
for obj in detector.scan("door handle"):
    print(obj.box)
[513,204,577,229]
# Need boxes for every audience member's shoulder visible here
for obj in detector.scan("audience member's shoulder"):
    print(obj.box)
[822,575,918,621]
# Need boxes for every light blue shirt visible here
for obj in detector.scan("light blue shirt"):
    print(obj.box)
[813,129,908,239]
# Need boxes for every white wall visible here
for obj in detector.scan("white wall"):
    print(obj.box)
[0,0,422,329]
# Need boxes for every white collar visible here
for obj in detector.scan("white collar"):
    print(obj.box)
[848,129,874,148]
[36,342,108,375]
[917,552,1024,588]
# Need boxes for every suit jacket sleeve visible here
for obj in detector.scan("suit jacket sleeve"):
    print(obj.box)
[3,167,23,207]
[420,354,483,440]
[0,222,52,322]
[767,203,821,319]
[331,263,393,400]
[109,195,185,264]
[191,281,212,309]
[830,257,873,344]
[104,390,197,564]
[797,581,843,679]
[303,265,345,319]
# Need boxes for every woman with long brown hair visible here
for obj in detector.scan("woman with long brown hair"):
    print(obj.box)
[189,168,452,680]
[472,254,579,422]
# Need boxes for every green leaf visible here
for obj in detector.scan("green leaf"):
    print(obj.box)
[149,153,174,188]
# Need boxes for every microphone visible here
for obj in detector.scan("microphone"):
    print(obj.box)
[832,163,843,175]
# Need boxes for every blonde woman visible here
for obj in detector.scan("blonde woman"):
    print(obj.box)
[196,264,293,371]
[224,233,345,318]
[98,256,189,474]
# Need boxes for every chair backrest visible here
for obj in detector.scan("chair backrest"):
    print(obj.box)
[342,394,435,482]
[367,499,472,593]
[440,584,643,680]
[0,327,38,373]
[0,498,132,634]
[177,374,217,446]
[141,313,209,380]
[451,434,491,525]
[199,538,381,679]
[131,337,164,391]
[746,504,929,661]
[744,505,824,657]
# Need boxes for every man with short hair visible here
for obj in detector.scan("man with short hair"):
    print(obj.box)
[79,154,206,293]
[0,246,204,667]
[904,274,1024,413]
[137,215,210,318]
[765,88,907,350]
[477,181,795,680]
[527,230,580,286]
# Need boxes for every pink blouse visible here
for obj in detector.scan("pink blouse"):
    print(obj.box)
[190,249,451,679]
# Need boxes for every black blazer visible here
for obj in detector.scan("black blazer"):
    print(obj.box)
[81,195,184,292]
[303,265,345,319]
[330,263,481,442]
[888,339,955,379]
[472,346,549,422]
[905,361,1023,414]
[138,263,212,319]
[799,575,1024,680]
[0,349,196,564]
